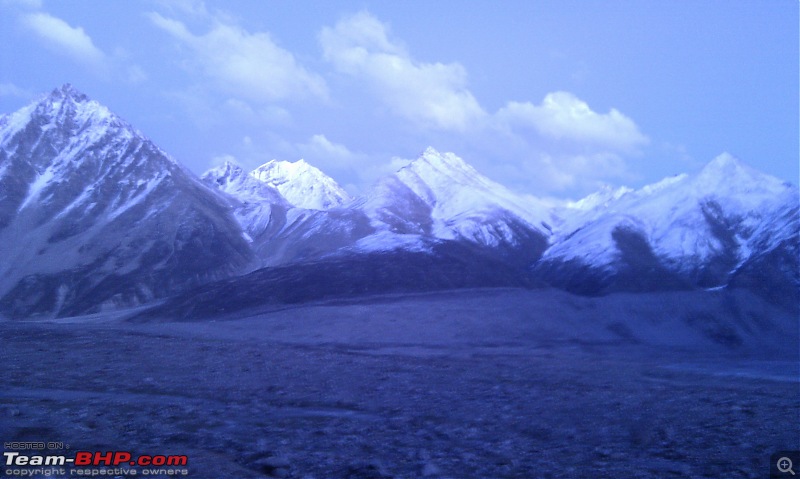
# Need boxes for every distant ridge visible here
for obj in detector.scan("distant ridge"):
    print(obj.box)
[0,86,797,318]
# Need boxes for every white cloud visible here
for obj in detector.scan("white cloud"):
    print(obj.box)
[296,134,368,175]
[320,11,485,131]
[496,92,648,152]
[551,152,628,189]
[148,11,327,103]
[300,134,357,165]
[19,12,106,69]
[489,150,631,195]
[0,82,31,98]
[487,92,647,193]
[316,12,650,195]
[296,134,403,194]
[151,9,648,197]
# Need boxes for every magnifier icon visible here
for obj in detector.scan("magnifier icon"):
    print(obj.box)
[778,457,796,475]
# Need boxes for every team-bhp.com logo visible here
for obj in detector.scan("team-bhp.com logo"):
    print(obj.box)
[5,451,187,467]
[4,449,189,476]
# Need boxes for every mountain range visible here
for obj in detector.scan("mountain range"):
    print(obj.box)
[0,85,797,319]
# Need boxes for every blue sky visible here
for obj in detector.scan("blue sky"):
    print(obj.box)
[1,0,797,198]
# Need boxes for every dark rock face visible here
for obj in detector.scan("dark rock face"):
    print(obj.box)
[530,259,611,297]
[534,216,799,306]
[730,238,800,313]
[727,199,800,313]
[607,226,692,293]
[531,226,691,297]
[535,179,798,307]
[688,200,741,288]
[365,175,435,235]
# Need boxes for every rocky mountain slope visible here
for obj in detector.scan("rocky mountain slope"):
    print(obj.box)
[0,85,252,318]
[538,154,799,305]
[0,86,797,318]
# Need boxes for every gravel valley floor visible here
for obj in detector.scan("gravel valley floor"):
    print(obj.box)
[1,288,798,479]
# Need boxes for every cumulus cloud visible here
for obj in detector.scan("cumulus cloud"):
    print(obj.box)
[299,134,358,165]
[483,92,649,193]
[148,11,327,103]
[496,91,648,152]
[316,12,650,194]
[296,134,408,194]
[19,12,106,69]
[149,8,648,197]
[320,11,485,131]
[296,134,369,177]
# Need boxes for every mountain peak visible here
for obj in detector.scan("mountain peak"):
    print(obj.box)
[1,85,89,143]
[253,159,315,178]
[694,152,786,193]
[422,146,441,157]
[28,83,116,130]
[398,148,486,189]
[0,86,253,318]
[202,160,287,208]
[702,152,744,173]
[51,83,88,101]
[389,148,553,233]
[413,147,473,173]
[251,159,350,210]
[203,160,246,182]
[252,159,317,183]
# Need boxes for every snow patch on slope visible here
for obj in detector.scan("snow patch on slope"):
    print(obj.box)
[349,230,432,254]
[106,174,165,221]
[0,103,36,147]
[18,167,56,211]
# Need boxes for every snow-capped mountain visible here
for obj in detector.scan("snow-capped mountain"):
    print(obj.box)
[200,148,554,265]
[202,160,287,206]
[201,159,364,265]
[201,160,291,241]
[395,148,552,233]
[1,85,797,318]
[251,159,351,210]
[0,85,251,318]
[538,153,799,297]
[350,148,553,259]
